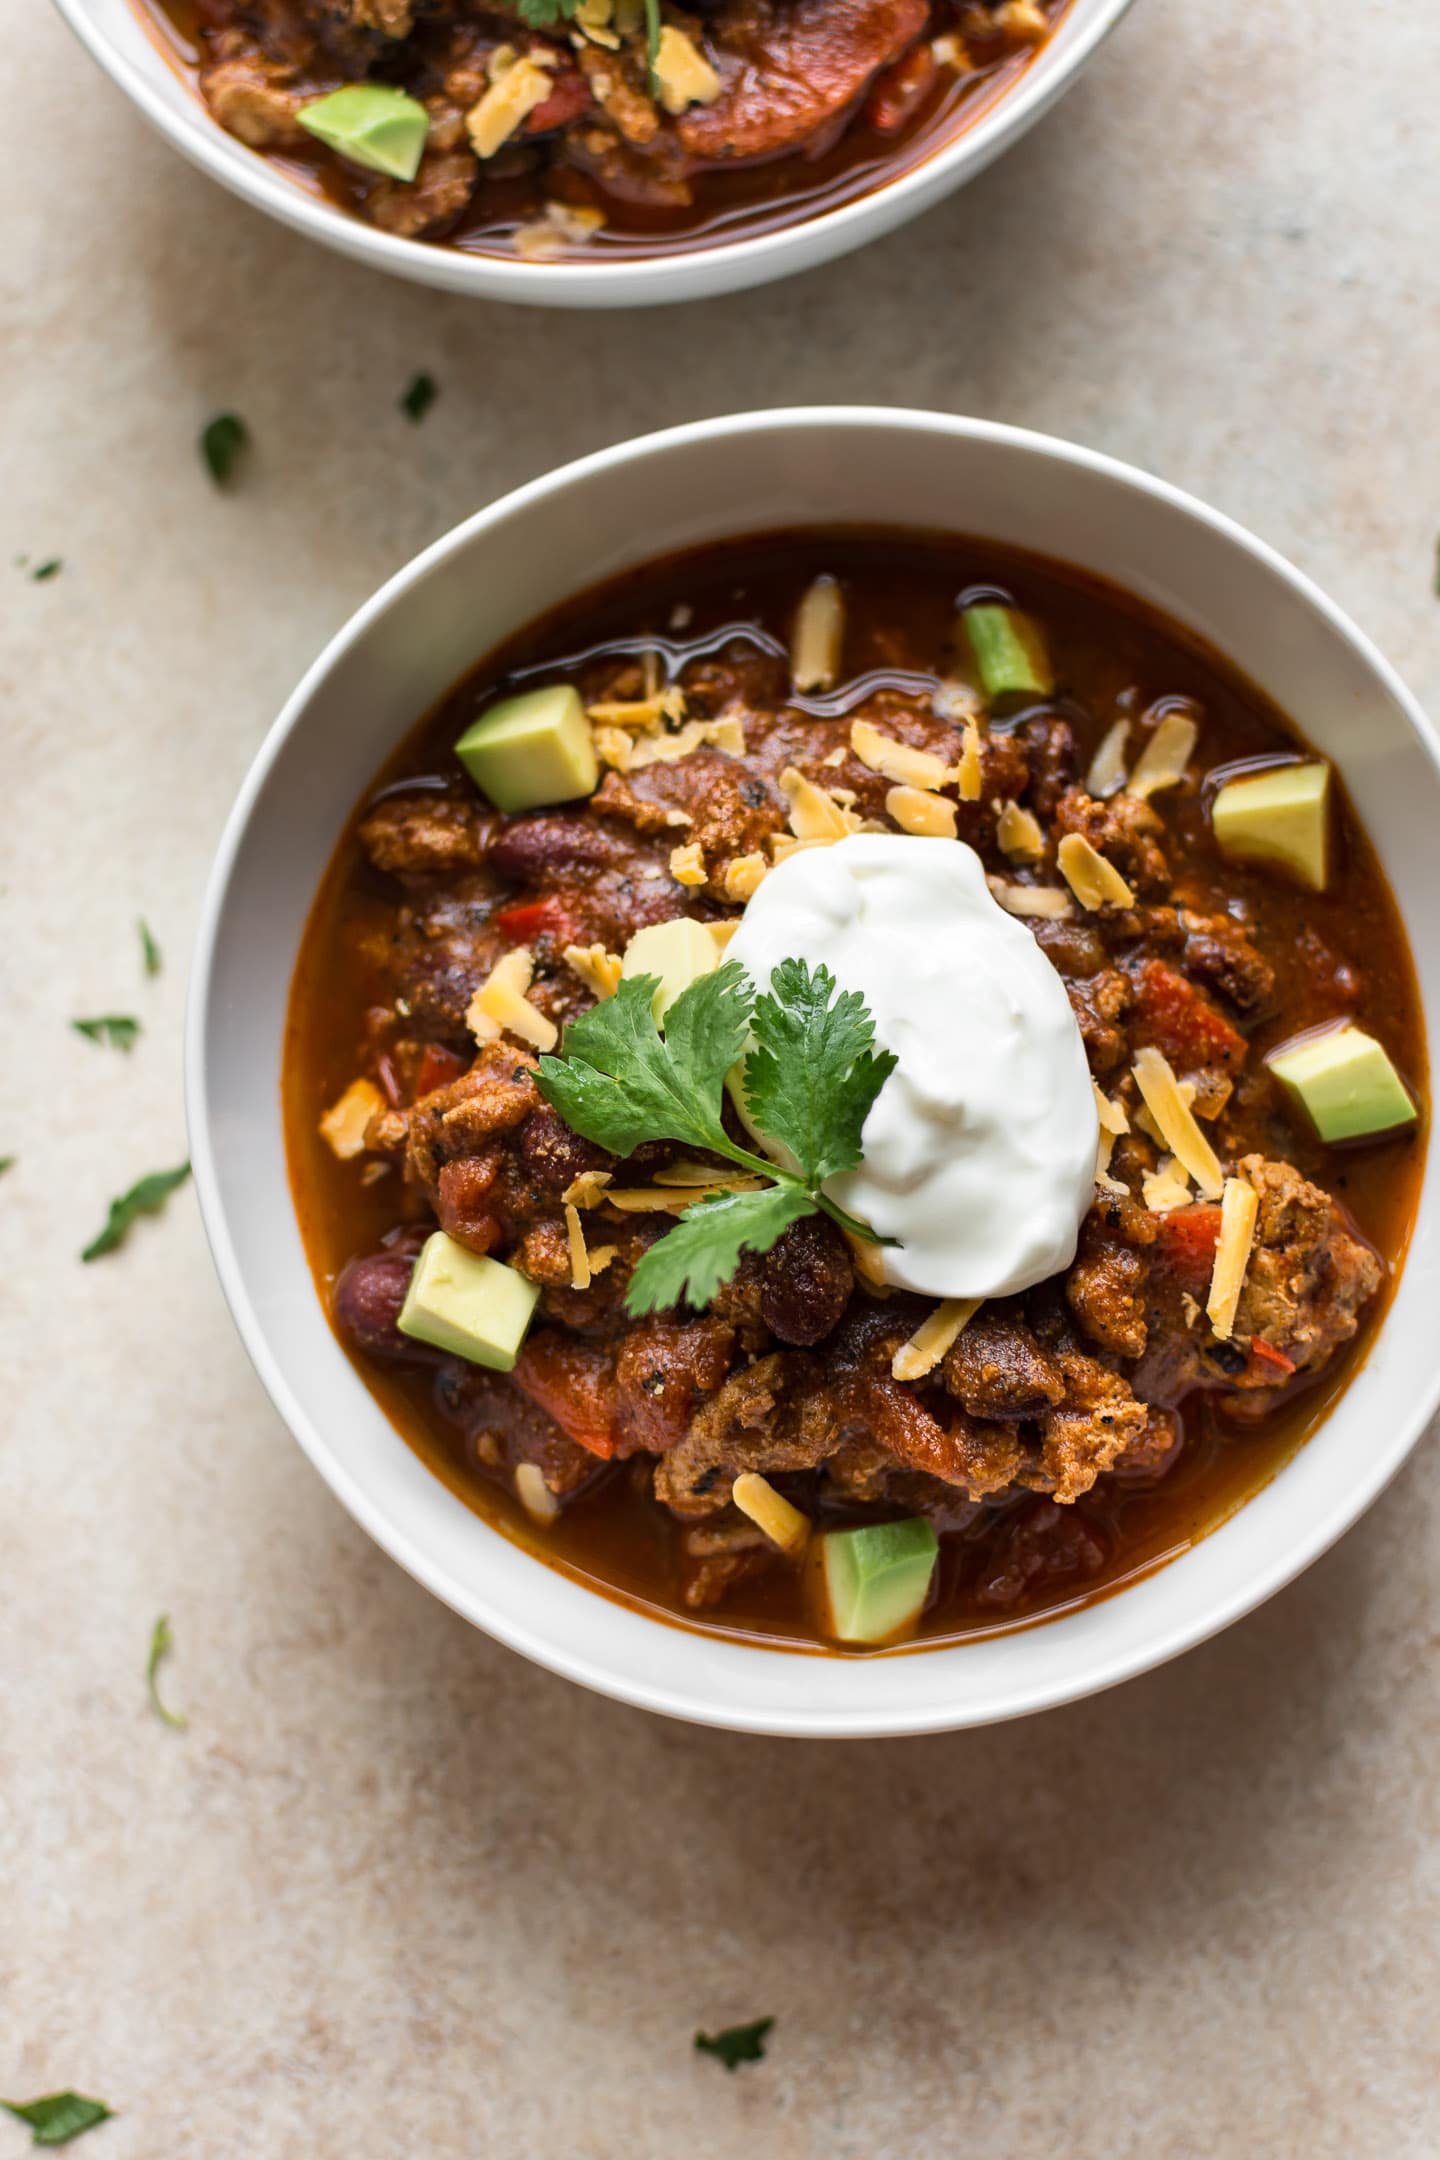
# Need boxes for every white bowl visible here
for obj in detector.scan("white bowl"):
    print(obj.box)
[187,409,1440,1734]
[55,0,1136,307]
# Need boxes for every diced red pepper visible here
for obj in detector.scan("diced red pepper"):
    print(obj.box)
[523,67,594,136]
[413,1042,466,1101]
[1132,959,1246,1076]
[1153,1203,1223,1291]
[864,44,937,133]
[494,895,580,948]
[513,1334,617,1460]
[1248,1336,1297,1378]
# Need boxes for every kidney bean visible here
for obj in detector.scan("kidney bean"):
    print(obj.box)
[760,1215,854,1346]
[487,818,614,885]
[333,1251,420,1361]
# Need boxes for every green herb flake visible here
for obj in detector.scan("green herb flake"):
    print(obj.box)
[146,1613,187,1731]
[400,372,437,423]
[1,2093,114,2146]
[138,919,162,977]
[535,961,892,1317]
[694,2018,774,2072]
[200,413,248,486]
[0,1157,14,1177]
[81,1162,191,1263]
[31,559,62,582]
[71,1016,141,1054]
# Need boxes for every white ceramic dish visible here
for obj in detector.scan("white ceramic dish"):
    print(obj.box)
[187,408,1440,1735]
[54,0,1136,307]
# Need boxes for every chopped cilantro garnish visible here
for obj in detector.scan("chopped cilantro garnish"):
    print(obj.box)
[694,2018,774,2071]
[1,2093,114,2146]
[536,960,893,1315]
[400,372,437,422]
[138,919,162,976]
[71,1016,141,1053]
[516,0,659,67]
[31,559,62,582]
[146,1613,187,1731]
[201,413,248,486]
[81,1162,190,1262]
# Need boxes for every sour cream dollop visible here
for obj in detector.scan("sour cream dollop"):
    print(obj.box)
[726,834,1097,1299]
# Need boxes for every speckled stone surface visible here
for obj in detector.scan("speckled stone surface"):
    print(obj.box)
[6,1,1440,2151]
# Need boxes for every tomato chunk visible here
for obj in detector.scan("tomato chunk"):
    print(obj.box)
[494,895,580,947]
[413,1042,466,1100]
[1153,1203,1223,1291]
[864,44,937,132]
[1132,959,1246,1075]
[513,1334,617,1459]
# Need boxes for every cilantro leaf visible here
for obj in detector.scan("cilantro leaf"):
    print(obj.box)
[1,2093,114,2145]
[741,960,895,1186]
[626,1184,813,1316]
[201,413,248,486]
[400,372,437,423]
[0,1157,14,1177]
[537,967,751,1160]
[81,1162,190,1262]
[31,559,62,582]
[694,2018,774,2072]
[515,0,579,22]
[138,919,161,976]
[146,1613,187,1730]
[71,1015,141,1053]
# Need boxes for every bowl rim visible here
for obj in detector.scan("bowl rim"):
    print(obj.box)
[186,406,1440,1734]
[52,0,1138,303]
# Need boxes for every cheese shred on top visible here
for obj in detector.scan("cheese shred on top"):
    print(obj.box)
[466,946,558,1052]
[1206,1175,1259,1339]
[562,943,623,1000]
[996,798,1045,864]
[1086,718,1131,798]
[1127,709,1199,801]
[850,719,950,793]
[466,54,554,158]
[563,1169,613,1209]
[779,766,862,842]
[791,576,845,692]
[987,875,1072,920]
[891,1296,983,1382]
[1142,1155,1193,1214]
[732,1471,810,1555]
[886,785,957,839]
[1057,832,1135,910]
[564,1202,591,1291]
[955,721,983,803]
[318,1077,385,1161]
[1131,1046,1225,1198]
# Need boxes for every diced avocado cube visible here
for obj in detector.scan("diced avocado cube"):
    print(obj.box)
[820,1518,939,1646]
[455,684,598,814]
[1211,761,1331,890]
[621,917,719,1025]
[963,604,1053,702]
[297,85,430,182]
[1267,1026,1415,1144]
[396,1231,539,1369]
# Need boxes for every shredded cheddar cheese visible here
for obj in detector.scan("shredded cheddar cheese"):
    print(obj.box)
[514,201,607,257]
[466,946,558,1053]
[723,852,768,901]
[1057,832,1135,911]
[996,798,1045,864]
[564,1202,591,1290]
[603,1181,764,1214]
[850,718,950,792]
[563,1169,613,1209]
[1206,1174,1259,1339]
[732,1471,810,1555]
[1127,709,1199,801]
[791,575,845,692]
[466,54,554,157]
[1093,1083,1129,1197]
[955,721,983,802]
[318,1077,385,1161]
[652,23,722,111]
[586,686,687,732]
[514,1462,560,1526]
[1086,718,1130,798]
[987,876,1072,920]
[707,920,740,953]
[886,785,957,839]
[588,1244,618,1275]
[779,766,861,842]
[669,840,708,887]
[623,714,746,769]
[562,943,623,1000]
[1131,1046,1225,1199]
[1142,1155,1193,1214]
[892,1296,983,1382]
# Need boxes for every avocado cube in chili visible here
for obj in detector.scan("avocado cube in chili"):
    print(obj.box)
[297,85,431,182]
[455,684,599,812]
[397,1232,540,1369]
[1267,1026,1415,1144]
[1211,761,1331,891]
[962,603,1053,702]
[820,1518,938,1645]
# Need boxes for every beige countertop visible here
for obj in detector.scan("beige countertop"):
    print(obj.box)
[6,1,1440,2152]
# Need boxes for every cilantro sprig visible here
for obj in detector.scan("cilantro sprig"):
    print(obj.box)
[1,2092,114,2146]
[695,2017,774,2071]
[517,0,662,73]
[536,960,894,1316]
